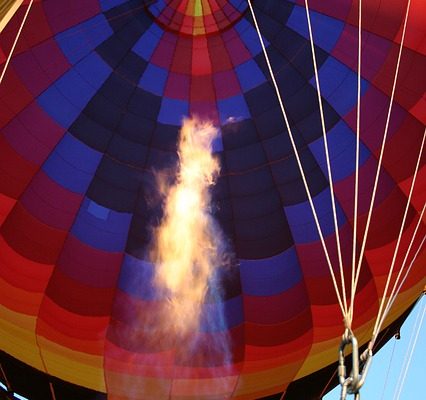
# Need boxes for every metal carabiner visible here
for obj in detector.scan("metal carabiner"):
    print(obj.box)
[338,329,373,399]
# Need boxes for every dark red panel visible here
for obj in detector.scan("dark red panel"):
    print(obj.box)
[1,202,67,264]
[0,135,37,198]
[45,268,116,316]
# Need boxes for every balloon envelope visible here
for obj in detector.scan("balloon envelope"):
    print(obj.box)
[0,0,425,399]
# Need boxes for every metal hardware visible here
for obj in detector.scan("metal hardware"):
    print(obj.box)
[338,329,373,399]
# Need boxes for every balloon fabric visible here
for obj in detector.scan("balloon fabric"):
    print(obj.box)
[0,1,425,399]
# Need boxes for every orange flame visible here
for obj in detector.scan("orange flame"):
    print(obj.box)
[152,117,222,337]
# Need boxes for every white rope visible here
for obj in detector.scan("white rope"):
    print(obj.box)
[304,0,348,318]
[379,338,397,400]
[372,128,425,340]
[247,0,347,318]
[352,0,412,314]
[392,298,425,400]
[349,0,363,326]
[0,0,34,85]
[375,227,426,342]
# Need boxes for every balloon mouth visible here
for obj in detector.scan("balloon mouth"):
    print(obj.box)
[144,0,248,36]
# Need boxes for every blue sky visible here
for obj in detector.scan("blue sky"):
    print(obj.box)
[324,295,425,400]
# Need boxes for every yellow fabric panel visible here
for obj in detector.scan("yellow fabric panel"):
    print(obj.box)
[37,337,106,392]
[0,312,44,370]
[0,0,23,33]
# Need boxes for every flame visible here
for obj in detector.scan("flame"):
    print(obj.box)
[152,117,222,337]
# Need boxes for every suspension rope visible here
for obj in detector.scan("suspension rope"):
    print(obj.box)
[0,0,33,86]
[351,0,413,318]
[247,0,347,318]
[379,338,397,400]
[376,228,426,342]
[304,0,348,318]
[392,298,425,400]
[372,128,425,341]
[349,0,363,326]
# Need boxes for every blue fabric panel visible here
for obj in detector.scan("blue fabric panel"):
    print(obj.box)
[158,97,188,125]
[71,197,132,251]
[200,296,244,332]
[54,133,102,173]
[212,134,223,153]
[42,133,102,193]
[87,200,111,220]
[138,63,168,95]
[100,0,128,11]
[56,15,113,64]
[218,95,250,125]
[37,86,80,128]
[309,120,370,181]
[286,6,344,52]
[235,59,266,92]
[75,53,112,89]
[42,153,95,193]
[234,19,265,57]
[230,0,248,12]
[148,0,166,17]
[54,69,98,111]
[239,247,302,296]
[311,57,369,116]
[285,188,346,243]
[133,24,163,60]
[118,255,159,300]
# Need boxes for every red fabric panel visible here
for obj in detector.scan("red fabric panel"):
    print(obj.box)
[3,102,65,165]
[57,234,123,288]
[164,71,190,99]
[171,36,192,75]
[45,268,116,316]
[0,2,51,57]
[20,171,82,230]
[42,0,100,34]
[1,202,67,264]
[223,29,251,67]
[213,70,240,99]
[0,235,53,292]
[12,39,70,97]
[374,46,426,112]
[346,0,404,41]
[244,308,312,346]
[190,74,215,102]
[361,186,417,250]
[331,26,391,81]
[333,157,393,220]
[295,0,351,21]
[192,37,212,75]
[38,296,108,341]
[151,32,177,70]
[380,114,425,183]
[208,35,233,72]
[190,100,219,124]
[0,68,33,128]
[0,135,38,198]
[344,86,405,154]
[243,282,309,324]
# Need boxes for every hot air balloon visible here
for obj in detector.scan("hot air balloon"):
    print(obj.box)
[0,0,425,399]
